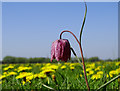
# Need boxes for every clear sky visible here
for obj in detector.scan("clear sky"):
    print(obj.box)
[2,2,118,60]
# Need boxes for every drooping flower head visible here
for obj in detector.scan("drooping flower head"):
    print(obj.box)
[51,39,71,62]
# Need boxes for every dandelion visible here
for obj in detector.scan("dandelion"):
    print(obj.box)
[97,71,103,75]
[3,65,14,71]
[52,74,56,81]
[3,72,7,75]
[0,75,6,80]
[22,80,26,85]
[116,62,120,66]
[87,70,94,76]
[38,73,47,79]
[26,75,34,82]
[86,68,92,72]
[116,68,120,74]
[80,74,82,77]
[16,72,33,79]
[86,63,95,69]
[7,72,17,76]
[109,70,117,75]
[17,66,32,72]
[61,65,66,69]
[33,73,46,79]
[95,66,101,71]
[42,69,55,76]
[91,74,102,80]
[107,74,109,78]
[70,66,75,70]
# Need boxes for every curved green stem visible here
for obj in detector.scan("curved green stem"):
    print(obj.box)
[79,2,87,44]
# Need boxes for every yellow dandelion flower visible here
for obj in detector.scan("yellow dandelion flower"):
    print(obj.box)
[70,67,75,70]
[16,72,33,79]
[97,71,103,75]
[109,74,113,78]
[116,68,120,74]
[70,64,74,67]
[95,66,101,71]
[107,74,109,78]
[33,74,39,78]
[87,70,94,76]
[0,75,6,80]
[38,72,47,79]
[42,69,55,74]
[26,75,34,81]
[91,74,102,80]
[3,72,7,75]
[86,63,95,69]
[61,65,66,69]
[49,65,59,70]
[80,74,82,77]
[7,72,17,76]
[3,65,14,71]
[86,68,92,72]
[52,74,56,81]
[17,66,32,72]
[22,80,26,85]
[46,63,51,66]
[109,70,117,75]
[116,62,120,66]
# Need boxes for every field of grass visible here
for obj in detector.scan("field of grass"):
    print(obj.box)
[0,61,120,90]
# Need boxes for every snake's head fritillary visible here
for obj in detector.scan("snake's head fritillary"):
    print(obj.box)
[51,39,71,62]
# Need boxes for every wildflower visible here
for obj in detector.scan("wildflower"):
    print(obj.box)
[17,66,32,72]
[95,66,101,71]
[52,74,56,81]
[0,75,6,80]
[109,70,117,75]
[70,66,75,70]
[3,65,14,71]
[22,80,26,85]
[109,70,118,77]
[26,75,34,82]
[7,72,17,76]
[38,73,47,79]
[61,65,66,69]
[107,74,109,78]
[80,74,82,77]
[51,39,71,62]
[33,73,47,79]
[42,69,55,76]
[97,71,103,75]
[116,62,120,66]
[16,72,33,79]
[86,68,92,72]
[91,74,102,80]
[116,68,120,74]
[3,72,7,75]
[87,70,94,75]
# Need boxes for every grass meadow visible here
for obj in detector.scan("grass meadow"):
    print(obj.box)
[0,61,120,90]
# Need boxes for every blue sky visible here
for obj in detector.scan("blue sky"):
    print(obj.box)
[2,2,118,60]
